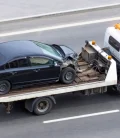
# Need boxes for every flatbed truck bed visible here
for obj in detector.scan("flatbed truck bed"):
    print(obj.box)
[0,41,117,115]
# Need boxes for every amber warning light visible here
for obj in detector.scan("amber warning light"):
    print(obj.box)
[114,23,120,30]
[92,41,96,45]
[108,55,112,60]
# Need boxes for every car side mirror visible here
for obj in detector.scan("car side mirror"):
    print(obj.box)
[54,61,58,66]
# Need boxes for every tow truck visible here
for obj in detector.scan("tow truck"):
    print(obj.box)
[103,23,120,93]
[0,24,119,116]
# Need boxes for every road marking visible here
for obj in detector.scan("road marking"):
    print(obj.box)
[1,16,120,37]
[43,109,119,124]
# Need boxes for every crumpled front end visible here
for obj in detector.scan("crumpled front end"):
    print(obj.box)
[61,56,79,71]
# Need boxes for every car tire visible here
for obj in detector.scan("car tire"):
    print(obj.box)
[0,80,11,95]
[60,67,76,84]
[33,97,53,115]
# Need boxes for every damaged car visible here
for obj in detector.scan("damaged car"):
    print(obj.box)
[0,40,79,94]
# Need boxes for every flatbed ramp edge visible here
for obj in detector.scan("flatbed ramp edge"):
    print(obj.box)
[0,41,117,103]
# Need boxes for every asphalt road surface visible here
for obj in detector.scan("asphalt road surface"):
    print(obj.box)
[0,17,120,137]
[1,20,119,52]
[1,6,120,33]
[0,0,120,19]
[0,93,120,138]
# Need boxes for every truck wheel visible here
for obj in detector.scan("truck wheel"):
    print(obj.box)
[60,67,76,84]
[0,80,10,95]
[110,84,120,95]
[114,84,120,95]
[33,97,53,115]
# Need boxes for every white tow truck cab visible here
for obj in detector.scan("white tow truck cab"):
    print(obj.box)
[104,23,120,92]
[0,40,117,115]
[104,23,120,61]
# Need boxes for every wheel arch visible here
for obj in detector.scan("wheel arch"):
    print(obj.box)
[62,64,75,70]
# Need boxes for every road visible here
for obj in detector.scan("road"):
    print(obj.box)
[0,16,120,137]
[1,6,120,34]
[0,0,120,20]
[0,6,119,47]
[1,20,119,52]
[0,93,120,138]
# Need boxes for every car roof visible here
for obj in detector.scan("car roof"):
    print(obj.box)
[0,40,61,65]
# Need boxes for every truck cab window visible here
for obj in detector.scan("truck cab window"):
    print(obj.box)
[109,36,120,51]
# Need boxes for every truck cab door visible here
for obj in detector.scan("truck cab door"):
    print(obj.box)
[108,36,120,61]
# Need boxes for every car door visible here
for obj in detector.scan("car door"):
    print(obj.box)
[29,56,61,83]
[3,57,34,85]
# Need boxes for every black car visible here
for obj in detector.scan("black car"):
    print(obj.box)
[0,40,78,94]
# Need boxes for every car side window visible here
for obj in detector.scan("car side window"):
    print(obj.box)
[9,60,18,68]
[4,58,29,69]
[5,63,9,69]
[30,57,54,66]
[18,58,29,67]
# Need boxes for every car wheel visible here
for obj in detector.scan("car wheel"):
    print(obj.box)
[60,67,76,84]
[33,97,53,115]
[0,80,11,95]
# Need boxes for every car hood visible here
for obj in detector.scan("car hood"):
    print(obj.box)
[51,44,78,60]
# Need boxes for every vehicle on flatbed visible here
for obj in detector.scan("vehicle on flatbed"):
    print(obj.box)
[0,34,117,115]
[0,40,79,95]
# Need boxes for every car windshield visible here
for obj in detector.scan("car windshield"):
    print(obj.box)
[60,45,75,55]
[32,41,62,59]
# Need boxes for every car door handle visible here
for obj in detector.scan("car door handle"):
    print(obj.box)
[11,71,17,75]
[33,69,40,72]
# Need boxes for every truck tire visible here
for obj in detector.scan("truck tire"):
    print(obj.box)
[113,84,120,95]
[33,97,53,115]
[60,67,76,84]
[0,80,10,95]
